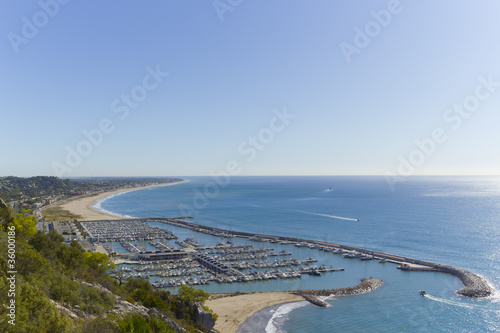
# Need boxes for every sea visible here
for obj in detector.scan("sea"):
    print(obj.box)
[92,176,500,332]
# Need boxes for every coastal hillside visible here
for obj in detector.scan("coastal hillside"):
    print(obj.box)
[0,176,81,202]
[0,176,183,203]
[0,199,217,332]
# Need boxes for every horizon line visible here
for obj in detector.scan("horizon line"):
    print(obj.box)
[2,174,500,179]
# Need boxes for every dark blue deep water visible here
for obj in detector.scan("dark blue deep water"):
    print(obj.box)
[96,176,500,332]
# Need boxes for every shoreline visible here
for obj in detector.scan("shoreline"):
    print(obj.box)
[205,292,305,333]
[54,179,188,221]
[236,300,305,333]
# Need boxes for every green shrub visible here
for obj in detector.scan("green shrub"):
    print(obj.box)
[118,314,173,333]
[0,282,72,333]
[78,285,115,314]
[76,316,118,333]
[178,285,209,305]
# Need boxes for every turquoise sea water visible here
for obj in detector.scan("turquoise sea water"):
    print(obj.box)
[95,176,500,332]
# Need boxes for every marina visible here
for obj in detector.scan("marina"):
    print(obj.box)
[110,239,344,289]
[83,217,493,297]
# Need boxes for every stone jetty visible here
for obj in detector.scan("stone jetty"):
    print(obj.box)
[300,295,329,308]
[209,277,384,308]
[434,265,494,298]
[295,277,385,307]
[398,264,494,297]
[296,277,385,297]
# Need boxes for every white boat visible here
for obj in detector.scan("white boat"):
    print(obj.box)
[295,242,309,247]
[343,252,363,258]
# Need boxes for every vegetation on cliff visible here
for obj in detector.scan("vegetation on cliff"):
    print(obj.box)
[0,199,216,332]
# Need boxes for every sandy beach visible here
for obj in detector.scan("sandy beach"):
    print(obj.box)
[52,180,188,221]
[206,292,304,333]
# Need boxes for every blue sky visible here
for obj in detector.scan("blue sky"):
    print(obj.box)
[1,0,500,177]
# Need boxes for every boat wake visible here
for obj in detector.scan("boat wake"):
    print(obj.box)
[291,210,358,222]
[424,294,475,309]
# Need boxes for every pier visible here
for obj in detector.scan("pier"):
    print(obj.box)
[85,217,494,297]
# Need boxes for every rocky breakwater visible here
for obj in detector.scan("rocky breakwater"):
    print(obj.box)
[295,277,384,307]
[434,265,494,297]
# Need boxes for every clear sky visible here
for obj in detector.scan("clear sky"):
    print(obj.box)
[1,0,500,177]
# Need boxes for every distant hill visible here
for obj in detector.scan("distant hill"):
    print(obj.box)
[0,176,83,202]
[0,176,183,202]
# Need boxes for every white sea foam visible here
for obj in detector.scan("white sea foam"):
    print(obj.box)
[90,180,188,219]
[317,295,336,307]
[487,287,500,303]
[265,301,308,333]
[91,192,134,218]
[481,275,500,301]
